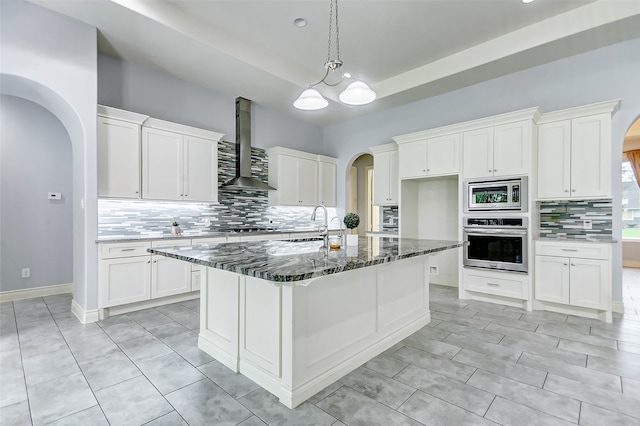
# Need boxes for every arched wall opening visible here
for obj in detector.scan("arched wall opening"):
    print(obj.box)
[0,73,95,320]
[344,152,376,235]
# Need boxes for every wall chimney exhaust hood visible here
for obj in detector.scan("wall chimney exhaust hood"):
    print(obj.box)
[220,97,275,191]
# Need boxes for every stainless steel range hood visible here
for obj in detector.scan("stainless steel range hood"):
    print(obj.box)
[220,97,275,191]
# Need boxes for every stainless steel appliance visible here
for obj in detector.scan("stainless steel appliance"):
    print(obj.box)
[463,177,527,213]
[463,217,528,273]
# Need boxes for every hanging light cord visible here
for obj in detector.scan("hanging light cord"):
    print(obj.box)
[310,0,344,88]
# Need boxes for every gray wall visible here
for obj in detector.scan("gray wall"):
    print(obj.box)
[0,96,73,291]
[98,54,323,152]
[325,37,640,302]
[1,0,97,312]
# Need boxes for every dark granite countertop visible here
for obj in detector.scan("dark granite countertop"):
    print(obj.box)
[96,228,331,243]
[148,236,465,283]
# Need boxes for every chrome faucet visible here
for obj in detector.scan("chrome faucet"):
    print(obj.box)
[311,204,329,249]
[331,216,343,238]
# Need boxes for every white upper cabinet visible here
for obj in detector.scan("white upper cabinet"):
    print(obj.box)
[142,118,223,202]
[97,106,149,199]
[371,143,399,205]
[394,108,538,181]
[537,100,619,200]
[268,147,336,207]
[463,120,532,179]
[396,134,460,179]
[318,157,337,206]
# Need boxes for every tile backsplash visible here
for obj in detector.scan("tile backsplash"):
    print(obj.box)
[539,199,612,239]
[381,206,399,233]
[98,141,337,238]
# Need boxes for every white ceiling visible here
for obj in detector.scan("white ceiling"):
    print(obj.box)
[32,0,640,126]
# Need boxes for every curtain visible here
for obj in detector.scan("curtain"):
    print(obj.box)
[627,150,640,189]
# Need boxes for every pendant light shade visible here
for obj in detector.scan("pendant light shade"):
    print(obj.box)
[293,0,376,111]
[338,81,377,105]
[293,88,329,110]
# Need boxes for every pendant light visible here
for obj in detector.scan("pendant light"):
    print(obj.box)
[293,0,376,110]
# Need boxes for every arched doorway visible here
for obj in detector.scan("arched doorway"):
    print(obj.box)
[346,153,378,235]
[621,117,640,311]
[0,73,96,321]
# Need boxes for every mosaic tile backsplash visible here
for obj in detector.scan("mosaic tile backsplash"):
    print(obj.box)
[98,141,338,238]
[539,199,612,239]
[381,206,399,233]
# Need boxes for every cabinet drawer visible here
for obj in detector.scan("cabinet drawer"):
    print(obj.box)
[535,241,609,260]
[463,269,527,299]
[151,239,192,248]
[101,241,151,259]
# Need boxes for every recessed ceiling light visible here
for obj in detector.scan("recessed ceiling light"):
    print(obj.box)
[522,0,537,3]
[293,18,307,27]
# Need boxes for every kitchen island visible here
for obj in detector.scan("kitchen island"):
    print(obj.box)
[149,236,464,408]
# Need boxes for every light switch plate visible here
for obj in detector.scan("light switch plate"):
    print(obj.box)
[583,220,592,230]
[48,192,61,200]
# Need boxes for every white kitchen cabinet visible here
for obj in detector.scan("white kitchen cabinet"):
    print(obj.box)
[462,120,531,179]
[97,106,149,199]
[371,144,399,205]
[142,118,223,202]
[463,268,529,300]
[151,240,192,299]
[99,241,152,308]
[268,147,336,207]
[537,114,611,200]
[318,157,337,206]
[535,240,611,321]
[397,134,460,179]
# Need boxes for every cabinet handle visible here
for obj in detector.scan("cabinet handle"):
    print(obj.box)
[487,283,500,287]
[135,191,139,194]
[561,249,578,252]
[153,260,157,263]
[488,170,492,173]
[564,189,569,192]
[121,248,136,252]
[572,189,576,192]
[147,260,151,264]
[563,263,568,266]
[494,169,497,172]
[571,263,576,266]
[184,194,188,197]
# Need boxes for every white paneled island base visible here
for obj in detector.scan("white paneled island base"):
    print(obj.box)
[198,255,430,408]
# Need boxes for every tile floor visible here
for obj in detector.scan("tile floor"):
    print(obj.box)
[1,271,639,426]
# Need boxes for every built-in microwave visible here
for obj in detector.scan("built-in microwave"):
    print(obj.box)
[463,177,528,213]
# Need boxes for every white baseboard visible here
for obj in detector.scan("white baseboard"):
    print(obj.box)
[71,299,100,324]
[612,301,625,314]
[0,283,72,303]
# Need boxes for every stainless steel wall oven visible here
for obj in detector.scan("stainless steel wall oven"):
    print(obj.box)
[463,217,528,273]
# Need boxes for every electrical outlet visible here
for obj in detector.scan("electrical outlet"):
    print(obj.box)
[21,268,30,278]
[583,220,593,230]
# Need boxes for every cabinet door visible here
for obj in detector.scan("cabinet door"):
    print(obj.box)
[142,127,183,200]
[398,140,427,179]
[298,157,319,205]
[427,134,460,176]
[569,258,609,310]
[462,128,494,179]
[318,160,336,206]
[537,121,571,199]
[534,255,570,304]
[388,149,399,204]
[374,151,391,205]
[183,135,218,202]
[274,154,300,205]
[493,121,530,177]
[98,117,141,198]
[570,114,611,198]
[151,256,192,299]
[191,268,201,291]
[100,257,151,307]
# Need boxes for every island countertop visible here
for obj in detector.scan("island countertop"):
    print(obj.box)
[148,236,465,283]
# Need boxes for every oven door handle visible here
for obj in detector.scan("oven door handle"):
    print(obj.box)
[463,228,527,236]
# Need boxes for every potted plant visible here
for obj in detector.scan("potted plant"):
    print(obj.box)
[343,212,360,246]
[171,220,183,236]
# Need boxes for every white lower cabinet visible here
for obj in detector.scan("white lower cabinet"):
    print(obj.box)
[463,268,529,300]
[150,240,192,298]
[534,240,611,321]
[99,240,194,310]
